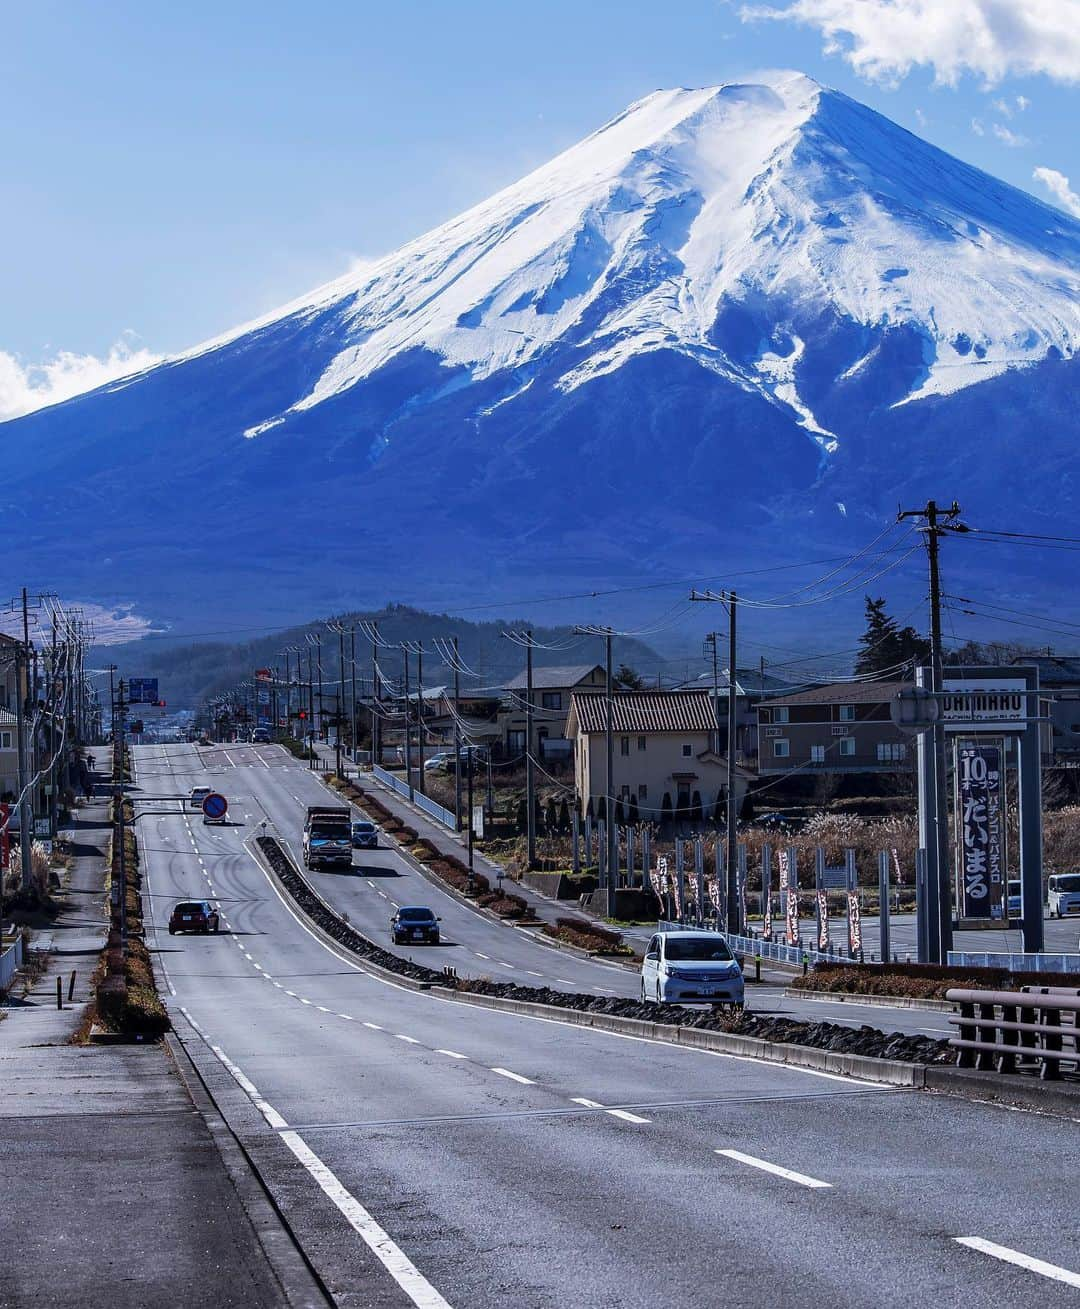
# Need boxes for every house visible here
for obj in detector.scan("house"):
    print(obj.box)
[421,687,503,750]
[0,635,24,800]
[500,663,606,761]
[1010,655,1080,759]
[566,689,751,823]
[756,681,911,775]
[676,666,794,763]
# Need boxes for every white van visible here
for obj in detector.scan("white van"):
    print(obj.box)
[1048,873,1080,918]
[641,931,744,1007]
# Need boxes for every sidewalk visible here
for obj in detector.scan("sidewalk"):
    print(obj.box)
[0,780,318,1308]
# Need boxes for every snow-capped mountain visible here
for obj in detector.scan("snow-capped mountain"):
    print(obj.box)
[4,71,1080,632]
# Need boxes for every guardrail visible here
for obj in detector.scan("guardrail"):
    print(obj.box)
[1,933,24,994]
[947,951,1080,974]
[656,921,840,969]
[946,987,1080,1079]
[372,765,456,831]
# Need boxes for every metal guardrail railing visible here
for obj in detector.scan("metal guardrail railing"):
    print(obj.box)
[947,987,1080,1079]
[1,934,24,993]
[947,951,1080,974]
[372,765,456,831]
[655,921,841,968]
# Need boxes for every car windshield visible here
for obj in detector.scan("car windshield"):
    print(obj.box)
[398,908,434,922]
[665,936,733,962]
[176,903,205,914]
[354,822,375,832]
[1051,874,1080,893]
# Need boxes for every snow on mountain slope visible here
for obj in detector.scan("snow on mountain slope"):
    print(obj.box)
[209,70,1080,450]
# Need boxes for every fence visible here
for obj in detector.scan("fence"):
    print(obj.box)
[947,951,1080,974]
[0,933,24,994]
[656,921,840,969]
[372,765,456,832]
[947,987,1080,1079]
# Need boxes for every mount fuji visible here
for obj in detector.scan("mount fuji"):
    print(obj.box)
[4,70,1080,633]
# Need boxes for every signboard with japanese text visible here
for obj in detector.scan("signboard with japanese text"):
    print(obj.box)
[128,678,159,705]
[954,742,1005,920]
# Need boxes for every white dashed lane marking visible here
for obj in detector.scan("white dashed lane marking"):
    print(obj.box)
[490,1067,534,1085]
[715,1149,831,1190]
[954,1238,1080,1288]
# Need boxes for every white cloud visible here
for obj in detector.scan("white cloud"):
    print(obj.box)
[992,97,1012,118]
[0,332,159,422]
[1034,165,1080,218]
[970,117,985,136]
[914,106,928,128]
[992,123,1029,148]
[741,0,1080,86]
[1016,94,1031,111]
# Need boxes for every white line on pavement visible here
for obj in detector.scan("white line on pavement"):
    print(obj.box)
[557,979,575,987]
[279,1131,453,1309]
[364,1022,383,1030]
[526,970,543,978]
[715,1149,831,1189]
[475,952,490,960]
[607,1109,651,1124]
[210,1043,289,1130]
[954,1237,1080,1288]
[396,1034,421,1044]
[338,1013,354,1020]
[436,1049,467,1059]
[490,1067,534,1085]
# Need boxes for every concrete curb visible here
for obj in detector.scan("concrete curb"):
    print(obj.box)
[924,1065,1080,1119]
[249,835,929,1091]
[785,988,953,1014]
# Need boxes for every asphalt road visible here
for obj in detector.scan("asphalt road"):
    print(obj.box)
[131,742,1080,1307]
[143,741,957,1036]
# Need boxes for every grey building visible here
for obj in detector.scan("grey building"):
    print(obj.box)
[756,680,911,775]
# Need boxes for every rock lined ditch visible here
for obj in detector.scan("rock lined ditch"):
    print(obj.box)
[257,836,952,1067]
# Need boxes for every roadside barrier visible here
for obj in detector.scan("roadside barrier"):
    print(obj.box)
[0,933,24,993]
[947,987,1080,1079]
[372,765,456,831]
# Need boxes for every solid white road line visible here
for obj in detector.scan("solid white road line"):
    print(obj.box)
[211,1044,289,1130]
[490,1067,534,1084]
[279,1131,453,1309]
[715,1149,831,1189]
[436,1049,467,1059]
[954,1237,1080,1288]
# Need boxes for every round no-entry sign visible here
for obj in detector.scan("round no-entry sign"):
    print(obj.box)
[202,792,228,821]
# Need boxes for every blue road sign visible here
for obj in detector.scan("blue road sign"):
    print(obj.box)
[202,793,228,821]
[128,678,159,705]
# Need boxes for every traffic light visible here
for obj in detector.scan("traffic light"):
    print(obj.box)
[156,699,167,708]
[299,710,307,720]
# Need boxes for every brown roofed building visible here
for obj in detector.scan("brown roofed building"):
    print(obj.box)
[566,689,750,822]
[756,680,911,775]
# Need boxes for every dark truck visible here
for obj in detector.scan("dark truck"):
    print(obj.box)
[303,805,353,869]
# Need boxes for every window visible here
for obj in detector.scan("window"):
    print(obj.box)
[682,743,692,757]
[810,744,825,763]
[773,739,790,758]
[638,783,648,800]
[877,743,907,763]
[541,691,562,710]
[773,706,789,724]
[839,705,855,721]
[507,729,526,753]
[0,730,10,749]
[637,736,646,752]
[620,784,631,800]
[620,736,630,756]
[840,737,856,756]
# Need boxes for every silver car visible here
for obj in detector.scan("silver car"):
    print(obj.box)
[641,931,744,1006]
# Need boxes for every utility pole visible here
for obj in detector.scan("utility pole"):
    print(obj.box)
[898,499,964,962]
[402,647,413,800]
[704,631,721,753]
[416,644,425,796]
[349,626,358,760]
[574,625,619,917]
[13,644,33,892]
[526,634,536,869]
[691,590,740,934]
[371,621,380,767]
[467,745,475,892]
[453,636,463,831]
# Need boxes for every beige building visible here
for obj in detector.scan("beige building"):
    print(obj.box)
[566,689,750,823]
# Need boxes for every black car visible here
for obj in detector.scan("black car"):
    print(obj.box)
[391,906,441,945]
[352,820,378,849]
[169,899,220,935]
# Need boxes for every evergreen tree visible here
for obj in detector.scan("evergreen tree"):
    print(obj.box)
[854,596,931,676]
[545,796,558,832]
[615,663,644,690]
[558,798,571,832]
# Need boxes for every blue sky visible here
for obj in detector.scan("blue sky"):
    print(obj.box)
[3,0,1079,413]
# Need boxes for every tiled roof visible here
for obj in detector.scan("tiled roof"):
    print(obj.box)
[506,664,603,690]
[0,706,15,725]
[570,689,717,734]
[765,680,907,707]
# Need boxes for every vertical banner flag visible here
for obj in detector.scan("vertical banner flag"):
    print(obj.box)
[847,890,862,956]
[762,844,773,939]
[651,855,669,913]
[707,876,723,918]
[816,889,829,951]
[779,847,798,946]
[955,742,1005,919]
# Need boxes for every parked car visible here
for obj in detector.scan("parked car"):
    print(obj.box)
[168,900,220,935]
[423,752,453,772]
[352,820,378,849]
[1048,873,1080,918]
[189,785,212,810]
[252,726,270,744]
[391,905,441,945]
[1007,878,1022,918]
[641,930,743,1006]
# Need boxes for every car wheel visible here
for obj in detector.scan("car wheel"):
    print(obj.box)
[212,921,219,933]
[640,980,647,1003]
[655,982,663,1005]
[168,926,175,935]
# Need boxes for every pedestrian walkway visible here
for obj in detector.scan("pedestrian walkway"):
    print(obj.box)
[0,775,306,1308]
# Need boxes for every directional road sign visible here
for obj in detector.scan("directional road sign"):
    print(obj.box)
[128,678,160,705]
[202,793,228,821]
